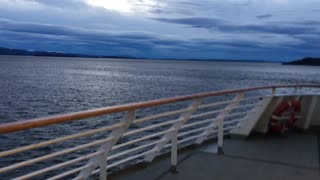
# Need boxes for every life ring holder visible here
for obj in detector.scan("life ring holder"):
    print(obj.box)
[269,99,301,133]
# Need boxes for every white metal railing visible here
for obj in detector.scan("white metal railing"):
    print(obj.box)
[0,85,319,180]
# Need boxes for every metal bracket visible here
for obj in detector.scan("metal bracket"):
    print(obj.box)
[144,99,201,162]
[76,110,136,180]
[195,93,244,149]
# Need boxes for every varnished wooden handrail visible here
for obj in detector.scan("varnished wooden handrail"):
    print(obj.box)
[0,84,319,134]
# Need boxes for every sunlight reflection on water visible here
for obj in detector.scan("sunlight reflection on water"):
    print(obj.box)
[0,56,319,123]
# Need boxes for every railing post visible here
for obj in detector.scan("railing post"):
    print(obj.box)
[272,87,276,96]
[304,96,318,129]
[170,130,178,173]
[217,118,224,155]
[99,153,107,180]
[144,98,201,162]
[76,110,136,180]
[195,93,244,153]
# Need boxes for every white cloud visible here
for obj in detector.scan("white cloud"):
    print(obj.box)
[271,0,290,4]
[86,0,133,13]
[84,0,165,15]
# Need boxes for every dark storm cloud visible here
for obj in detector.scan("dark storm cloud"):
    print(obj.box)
[0,19,78,36]
[0,18,153,42]
[153,17,223,28]
[148,8,194,15]
[256,14,273,19]
[153,17,318,35]
[1,18,297,59]
[0,18,185,56]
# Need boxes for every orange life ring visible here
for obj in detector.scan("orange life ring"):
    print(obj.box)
[269,99,301,133]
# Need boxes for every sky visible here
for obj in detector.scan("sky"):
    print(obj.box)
[0,0,320,61]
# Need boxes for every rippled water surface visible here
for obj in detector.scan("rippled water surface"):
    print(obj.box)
[1,55,320,123]
[0,56,320,179]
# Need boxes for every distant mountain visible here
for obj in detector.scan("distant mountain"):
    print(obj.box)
[0,47,308,65]
[0,47,82,57]
[0,47,135,59]
[0,46,280,62]
[283,57,320,66]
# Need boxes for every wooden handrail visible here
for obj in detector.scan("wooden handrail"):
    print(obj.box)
[0,84,319,134]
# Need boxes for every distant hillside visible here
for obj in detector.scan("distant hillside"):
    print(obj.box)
[0,47,82,57]
[0,46,277,62]
[0,47,135,59]
[283,57,320,66]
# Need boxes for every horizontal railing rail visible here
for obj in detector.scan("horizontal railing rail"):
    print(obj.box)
[0,84,319,180]
[1,84,319,134]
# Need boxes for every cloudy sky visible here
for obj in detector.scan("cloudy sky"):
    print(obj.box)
[0,0,319,61]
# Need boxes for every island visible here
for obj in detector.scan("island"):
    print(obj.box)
[0,47,135,59]
[283,57,320,66]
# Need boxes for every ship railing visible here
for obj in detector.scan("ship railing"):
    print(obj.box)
[0,84,319,180]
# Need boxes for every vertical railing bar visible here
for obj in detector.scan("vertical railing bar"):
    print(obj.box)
[99,153,107,180]
[217,117,224,154]
[272,87,276,96]
[304,96,318,129]
[170,130,178,173]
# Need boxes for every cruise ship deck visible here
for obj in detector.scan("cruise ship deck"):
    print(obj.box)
[110,130,320,180]
[1,85,320,180]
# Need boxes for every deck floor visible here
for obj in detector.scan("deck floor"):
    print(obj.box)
[109,132,320,180]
